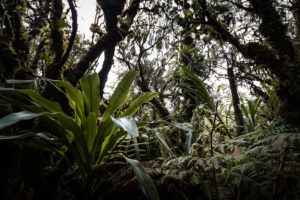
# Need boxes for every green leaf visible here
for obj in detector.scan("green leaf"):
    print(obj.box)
[96,115,139,164]
[84,112,98,153]
[50,112,82,139]
[186,131,193,154]
[0,111,42,129]
[0,88,43,112]
[155,132,174,155]
[0,132,36,140]
[180,66,215,110]
[55,80,85,123]
[19,89,63,112]
[50,112,88,163]
[80,73,100,114]
[123,155,160,200]
[111,116,138,138]
[6,79,36,84]
[57,19,68,28]
[120,92,158,117]
[0,87,62,112]
[173,122,192,132]
[102,71,138,121]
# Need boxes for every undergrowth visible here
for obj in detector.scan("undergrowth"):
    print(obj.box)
[157,125,300,200]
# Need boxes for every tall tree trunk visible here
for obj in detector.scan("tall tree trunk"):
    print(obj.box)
[227,67,245,136]
[99,45,116,98]
[180,36,197,122]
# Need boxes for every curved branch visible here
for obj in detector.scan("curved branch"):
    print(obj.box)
[99,45,116,98]
[65,0,141,86]
[58,0,77,68]
[50,0,64,63]
[46,0,64,79]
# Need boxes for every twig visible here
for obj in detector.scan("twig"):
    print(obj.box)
[209,102,220,200]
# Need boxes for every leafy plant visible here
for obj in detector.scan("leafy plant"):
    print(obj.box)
[179,65,232,140]
[240,98,263,131]
[0,71,159,199]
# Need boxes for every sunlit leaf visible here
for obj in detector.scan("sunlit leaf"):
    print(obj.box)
[6,79,36,84]
[55,80,85,123]
[111,116,138,138]
[0,111,42,129]
[120,92,158,117]
[19,89,63,112]
[102,71,138,121]
[122,155,160,200]
[155,132,173,155]
[0,132,36,140]
[80,74,100,114]
[84,112,98,153]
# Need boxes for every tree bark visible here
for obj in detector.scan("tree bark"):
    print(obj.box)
[227,67,244,136]
[137,79,170,120]
[65,0,141,87]
[99,45,116,98]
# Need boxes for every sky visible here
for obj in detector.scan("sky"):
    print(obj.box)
[75,0,96,39]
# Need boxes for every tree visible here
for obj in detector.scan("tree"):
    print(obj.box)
[227,66,245,135]
[172,0,300,125]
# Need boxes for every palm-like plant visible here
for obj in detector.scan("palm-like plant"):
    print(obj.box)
[240,98,263,131]
[179,66,231,139]
[0,71,159,199]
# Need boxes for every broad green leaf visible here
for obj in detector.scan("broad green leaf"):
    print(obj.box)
[96,119,126,164]
[94,118,116,158]
[111,116,138,138]
[0,111,42,129]
[151,119,171,126]
[28,135,65,156]
[120,92,158,117]
[19,89,63,112]
[0,87,62,112]
[0,132,36,140]
[173,122,192,132]
[0,88,43,112]
[97,132,113,164]
[102,71,138,121]
[55,80,85,123]
[50,112,88,163]
[84,112,98,153]
[180,66,215,110]
[80,74,100,114]
[186,131,193,154]
[6,79,36,84]
[155,132,173,155]
[122,155,160,200]
[50,112,82,139]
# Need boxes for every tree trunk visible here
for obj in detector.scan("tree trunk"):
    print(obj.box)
[227,67,245,136]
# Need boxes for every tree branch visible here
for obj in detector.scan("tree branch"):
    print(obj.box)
[249,0,295,58]
[65,0,141,86]
[46,0,64,79]
[58,0,77,69]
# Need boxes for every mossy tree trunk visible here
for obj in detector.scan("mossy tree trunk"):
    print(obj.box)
[227,67,245,136]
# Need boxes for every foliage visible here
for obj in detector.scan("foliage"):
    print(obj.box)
[240,98,263,131]
[0,71,158,199]
[1,0,300,199]
[158,125,300,200]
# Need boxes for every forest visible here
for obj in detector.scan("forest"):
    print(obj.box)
[0,0,300,199]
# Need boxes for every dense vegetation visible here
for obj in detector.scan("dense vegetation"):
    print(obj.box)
[0,0,300,199]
